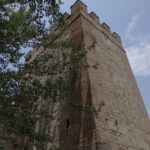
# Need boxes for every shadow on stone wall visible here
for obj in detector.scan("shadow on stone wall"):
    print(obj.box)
[59,67,96,150]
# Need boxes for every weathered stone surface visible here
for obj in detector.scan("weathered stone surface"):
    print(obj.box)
[4,1,149,150]
[59,1,150,150]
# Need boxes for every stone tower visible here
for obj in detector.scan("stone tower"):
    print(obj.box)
[55,1,150,150]
[27,0,150,150]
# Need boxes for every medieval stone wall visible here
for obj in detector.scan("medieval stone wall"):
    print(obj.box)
[25,1,150,150]
[62,1,150,150]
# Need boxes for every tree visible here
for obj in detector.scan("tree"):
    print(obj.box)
[0,0,62,71]
[0,0,64,149]
[0,0,88,149]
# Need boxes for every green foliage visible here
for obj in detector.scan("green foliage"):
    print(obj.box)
[0,1,88,149]
[0,0,62,71]
[0,0,64,149]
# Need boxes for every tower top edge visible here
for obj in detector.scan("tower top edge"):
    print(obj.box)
[70,0,87,9]
[65,0,123,46]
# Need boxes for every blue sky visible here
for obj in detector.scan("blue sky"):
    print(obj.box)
[61,0,150,115]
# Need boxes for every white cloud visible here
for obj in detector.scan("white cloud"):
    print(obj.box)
[125,14,150,77]
[125,14,141,43]
[127,42,150,77]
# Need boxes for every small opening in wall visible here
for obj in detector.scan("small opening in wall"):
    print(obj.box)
[105,118,108,122]
[66,119,70,136]
[13,143,18,148]
[96,142,99,150]
[24,145,28,150]
[115,120,118,126]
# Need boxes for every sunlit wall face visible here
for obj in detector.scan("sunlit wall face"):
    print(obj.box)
[61,0,150,116]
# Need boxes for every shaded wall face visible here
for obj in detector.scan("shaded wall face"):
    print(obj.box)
[58,66,97,150]
[58,15,97,150]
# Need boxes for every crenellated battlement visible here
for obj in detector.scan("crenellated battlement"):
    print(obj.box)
[112,32,122,44]
[70,0,87,15]
[101,22,111,32]
[89,12,100,24]
[64,0,122,47]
